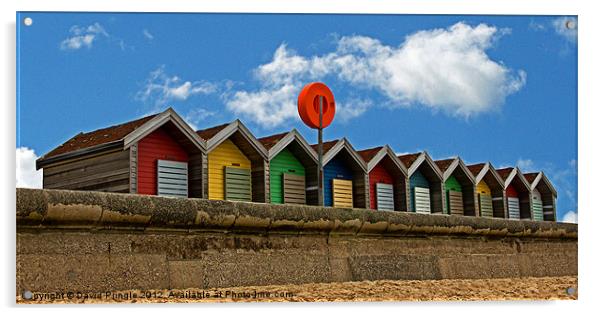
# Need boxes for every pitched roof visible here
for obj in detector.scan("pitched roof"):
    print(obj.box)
[467,163,486,176]
[196,122,230,141]
[496,167,514,181]
[356,146,383,163]
[42,113,158,159]
[257,132,289,150]
[397,153,421,168]
[523,172,539,184]
[311,139,339,154]
[434,158,456,173]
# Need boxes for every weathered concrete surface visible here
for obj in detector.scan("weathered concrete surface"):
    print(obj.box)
[16,189,577,293]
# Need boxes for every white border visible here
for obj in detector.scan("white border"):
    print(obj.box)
[3,0,600,315]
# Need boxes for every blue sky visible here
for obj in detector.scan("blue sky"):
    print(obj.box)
[15,12,577,222]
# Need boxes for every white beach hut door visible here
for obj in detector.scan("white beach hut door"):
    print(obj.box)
[479,194,494,217]
[157,160,188,197]
[507,197,521,220]
[376,183,394,211]
[414,187,431,214]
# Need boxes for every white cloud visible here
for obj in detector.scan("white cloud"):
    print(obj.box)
[552,17,577,43]
[528,20,546,31]
[517,158,536,172]
[226,83,299,128]
[225,22,526,128]
[60,22,108,50]
[143,29,154,40]
[16,147,42,189]
[184,108,216,130]
[136,66,217,110]
[561,211,577,223]
[337,98,373,121]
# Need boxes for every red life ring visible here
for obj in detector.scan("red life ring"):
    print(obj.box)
[297,82,336,129]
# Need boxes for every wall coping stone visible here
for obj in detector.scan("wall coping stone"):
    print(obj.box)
[16,188,577,239]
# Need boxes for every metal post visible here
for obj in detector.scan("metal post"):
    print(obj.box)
[317,95,324,206]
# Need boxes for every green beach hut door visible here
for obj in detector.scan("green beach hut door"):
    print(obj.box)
[414,187,431,214]
[283,173,306,204]
[224,166,252,202]
[532,188,544,221]
[375,183,394,211]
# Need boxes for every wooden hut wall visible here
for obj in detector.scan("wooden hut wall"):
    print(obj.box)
[409,170,426,212]
[536,182,557,222]
[410,161,445,214]
[367,155,407,212]
[444,175,463,215]
[137,128,189,196]
[417,163,444,214]
[396,176,410,212]
[531,188,544,221]
[481,170,506,218]
[323,156,354,207]
[187,152,204,198]
[509,177,532,220]
[207,139,252,201]
[158,121,205,198]
[476,180,493,217]
[42,148,131,193]
[448,167,477,216]
[369,162,394,210]
[269,148,306,204]
[281,139,319,206]
[506,184,521,220]
[229,131,269,203]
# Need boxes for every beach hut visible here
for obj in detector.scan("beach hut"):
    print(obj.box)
[36,108,206,198]
[497,167,533,220]
[466,162,506,218]
[524,172,558,221]
[398,152,444,214]
[197,120,268,203]
[435,157,477,216]
[258,130,319,205]
[311,138,368,208]
[357,145,408,211]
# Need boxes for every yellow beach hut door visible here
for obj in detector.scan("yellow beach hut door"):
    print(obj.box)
[332,179,353,208]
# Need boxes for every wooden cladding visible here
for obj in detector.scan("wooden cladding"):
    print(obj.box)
[283,173,306,204]
[157,160,188,197]
[333,179,353,208]
[269,148,306,204]
[224,166,252,202]
[375,183,394,211]
[208,139,252,200]
[42,149,130,193]
[414,187,431,214]
[479,194,494,217]
[447,190,464,215]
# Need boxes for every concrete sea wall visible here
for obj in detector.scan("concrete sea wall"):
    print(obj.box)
[16,189,577,293]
